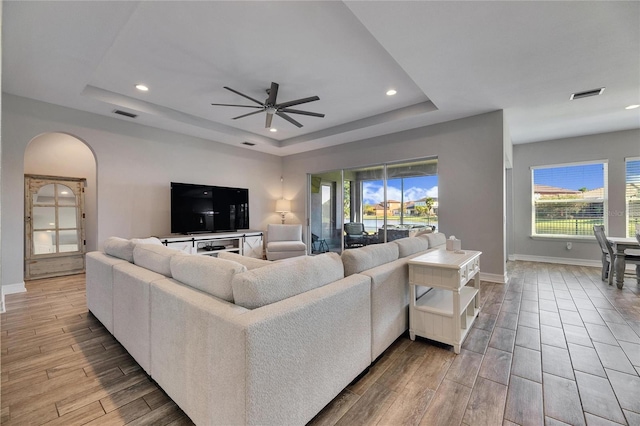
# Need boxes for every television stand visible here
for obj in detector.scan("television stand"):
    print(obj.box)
[157,231,263,259]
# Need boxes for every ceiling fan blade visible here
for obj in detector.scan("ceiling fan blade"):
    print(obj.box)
[224,86,265,106]
[232,110,264,120]
[276,96,320,109]
[265,112,274,128]
[211,103,263,108]
[279,108,325,118]
[266,82,279,105]
[276,112,303,128]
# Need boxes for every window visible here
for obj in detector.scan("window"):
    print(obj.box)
[532,161,607,236]
[626,158,640,237]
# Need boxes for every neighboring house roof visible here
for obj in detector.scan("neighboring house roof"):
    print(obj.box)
[581,188,604,198]
[534,184,581,195]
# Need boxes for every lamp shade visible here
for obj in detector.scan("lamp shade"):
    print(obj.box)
[275,199,291,213]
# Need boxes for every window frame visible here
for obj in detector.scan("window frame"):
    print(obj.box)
[625,156,640,238]
[530,160,608,239]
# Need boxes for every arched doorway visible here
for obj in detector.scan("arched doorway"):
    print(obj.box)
[24,133,97,279]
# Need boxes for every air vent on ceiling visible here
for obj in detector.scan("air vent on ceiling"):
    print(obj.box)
[570,87,605,100]
[242,141,256,146]
[113,109,138,118]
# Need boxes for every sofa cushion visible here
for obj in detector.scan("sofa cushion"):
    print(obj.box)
[341,242,399,277]
[133,244,183,277]
[217,252,271,270]
[393,237,430,258]
[414,227,433,237]
[425,232,447,248]
[232,252,344,309]
[267,241,307,252]
[170,255,247,302]
[131,236,162,246]
[103,237,135,262]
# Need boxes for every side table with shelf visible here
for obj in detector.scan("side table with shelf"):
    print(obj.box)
[407,249,482,354]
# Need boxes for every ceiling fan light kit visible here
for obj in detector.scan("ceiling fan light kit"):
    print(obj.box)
[211,82,325,128]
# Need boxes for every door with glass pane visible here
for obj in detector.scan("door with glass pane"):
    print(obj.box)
[25,175,86,279]
[309,171,342,253]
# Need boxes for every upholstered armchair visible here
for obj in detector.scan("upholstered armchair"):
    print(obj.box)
[265,224,307,260]
[344,223,371,248]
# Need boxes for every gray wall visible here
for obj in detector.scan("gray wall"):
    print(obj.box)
[511,129,640,264]
[1,94,283,289]
[283,111,507,280]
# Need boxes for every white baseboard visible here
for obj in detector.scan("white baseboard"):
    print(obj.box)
[509,254,637,272]
[1,282,27,314]
[509,254,601,268]
[480,272,508,284]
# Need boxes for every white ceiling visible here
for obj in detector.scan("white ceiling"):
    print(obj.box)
[3,1,639,156]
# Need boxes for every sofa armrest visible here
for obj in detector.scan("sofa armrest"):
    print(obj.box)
[150,273,371,426]
[360,257,411,360]
[86,251,128,333]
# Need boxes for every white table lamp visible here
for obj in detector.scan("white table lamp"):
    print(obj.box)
[275,199,291,224]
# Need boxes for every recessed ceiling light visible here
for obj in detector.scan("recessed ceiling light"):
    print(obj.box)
[270,128,278,132]
[625,104,640,110]
[135,84,149,92]
[60,191,69,195]
[386,89,397,96]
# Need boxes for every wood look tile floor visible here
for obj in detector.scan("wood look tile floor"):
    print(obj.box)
[2,262,640,425]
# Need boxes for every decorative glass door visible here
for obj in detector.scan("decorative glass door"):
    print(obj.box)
[25,175,86,279]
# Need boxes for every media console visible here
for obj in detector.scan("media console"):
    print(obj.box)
[158,231,263,259]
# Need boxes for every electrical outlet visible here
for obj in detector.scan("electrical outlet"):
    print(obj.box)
[566,242,572,250]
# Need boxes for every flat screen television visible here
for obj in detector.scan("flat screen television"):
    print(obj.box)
[171,182,249,234]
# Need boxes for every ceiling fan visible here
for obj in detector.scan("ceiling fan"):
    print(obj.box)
[211,82,324,128]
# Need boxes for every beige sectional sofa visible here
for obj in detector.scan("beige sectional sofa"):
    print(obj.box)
[86,232,447,425]
[341,232,446,360]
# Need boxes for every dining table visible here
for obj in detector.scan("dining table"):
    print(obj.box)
[607,236,640,288]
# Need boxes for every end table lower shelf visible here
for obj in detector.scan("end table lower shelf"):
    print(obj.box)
[409,286,480,353]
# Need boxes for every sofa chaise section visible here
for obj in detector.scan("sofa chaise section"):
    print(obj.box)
[150,253,372,426]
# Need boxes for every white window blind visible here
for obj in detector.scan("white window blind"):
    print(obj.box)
[532,162,607,236]
[626,158,640,237]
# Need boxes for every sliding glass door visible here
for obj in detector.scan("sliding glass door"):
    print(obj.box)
[308,158,438,254]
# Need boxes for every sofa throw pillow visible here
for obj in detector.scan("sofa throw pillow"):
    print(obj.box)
[133,244,183,277]
[425,232,447,248]
[103,237,135,262]
[341,242,399,276]
[232,252,344,309]
[217,252,270,270]
[393,236,430,258]
[170,255,247,302]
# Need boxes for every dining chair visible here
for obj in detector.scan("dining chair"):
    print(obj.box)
[593,225,615,285]
[594,225,640,287]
